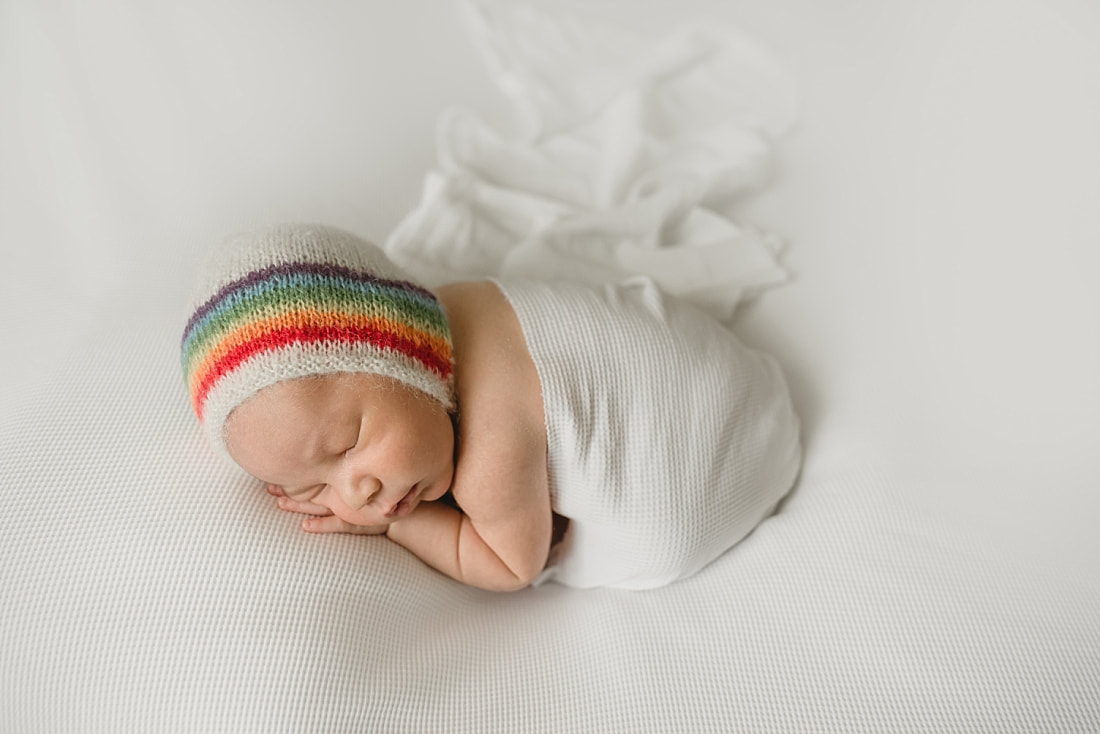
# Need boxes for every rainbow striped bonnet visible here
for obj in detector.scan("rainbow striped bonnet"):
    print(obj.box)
[181,224,454,457]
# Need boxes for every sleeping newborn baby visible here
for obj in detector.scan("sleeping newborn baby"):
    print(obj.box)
[182,224,801,591]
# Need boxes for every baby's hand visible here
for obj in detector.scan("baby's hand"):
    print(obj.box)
[265,484,388,535]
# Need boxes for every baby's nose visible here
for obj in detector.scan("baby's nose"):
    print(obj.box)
[341,474,381,508]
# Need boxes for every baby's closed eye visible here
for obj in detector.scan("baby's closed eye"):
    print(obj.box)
[341,419,365,459]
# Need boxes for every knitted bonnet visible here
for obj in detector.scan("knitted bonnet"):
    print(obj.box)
[181,223,455,458]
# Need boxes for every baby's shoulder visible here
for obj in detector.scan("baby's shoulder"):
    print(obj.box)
[437,281,548,504]
[436,280,544,440]
[435,280,528,369]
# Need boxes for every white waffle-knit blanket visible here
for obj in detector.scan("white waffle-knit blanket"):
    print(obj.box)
[495,278,802,589]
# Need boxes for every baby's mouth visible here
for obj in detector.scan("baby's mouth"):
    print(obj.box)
[390,486,422,518]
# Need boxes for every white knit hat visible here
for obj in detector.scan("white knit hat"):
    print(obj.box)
[181,223,454,457]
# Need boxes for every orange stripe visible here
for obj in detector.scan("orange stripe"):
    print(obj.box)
[188,308,452,402]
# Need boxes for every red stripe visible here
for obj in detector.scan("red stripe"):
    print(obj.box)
[194,324,452,419]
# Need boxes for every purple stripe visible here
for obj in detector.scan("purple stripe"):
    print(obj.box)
[183,261,436,343]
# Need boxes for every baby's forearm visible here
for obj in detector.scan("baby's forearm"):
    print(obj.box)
[385,501,537,592]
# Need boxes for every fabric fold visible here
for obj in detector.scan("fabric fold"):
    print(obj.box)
[386,0,799,320]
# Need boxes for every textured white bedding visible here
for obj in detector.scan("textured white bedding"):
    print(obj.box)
[2,0,1098,731]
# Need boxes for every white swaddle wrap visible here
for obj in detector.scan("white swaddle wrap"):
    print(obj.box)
[495,278,801,590]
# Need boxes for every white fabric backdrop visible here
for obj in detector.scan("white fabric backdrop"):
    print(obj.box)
[2,0,1098,731]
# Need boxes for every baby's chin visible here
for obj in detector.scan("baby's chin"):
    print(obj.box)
[401,478,453,517]
[422,480,452,504]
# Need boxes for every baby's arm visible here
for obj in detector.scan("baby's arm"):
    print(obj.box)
[384,444,551,592]
[385,280,552,592]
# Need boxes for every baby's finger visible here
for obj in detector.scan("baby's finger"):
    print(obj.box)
[301,515,355,534]
[276,496,332,517]
[301,515,388,536]
[266,484,286,497]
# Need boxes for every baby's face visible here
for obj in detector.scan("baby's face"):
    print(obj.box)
[225,373,454,527]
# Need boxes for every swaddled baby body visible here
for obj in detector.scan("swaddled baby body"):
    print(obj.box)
[182,224,800,592]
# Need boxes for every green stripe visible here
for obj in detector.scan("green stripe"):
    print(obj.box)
[183,283,449,377]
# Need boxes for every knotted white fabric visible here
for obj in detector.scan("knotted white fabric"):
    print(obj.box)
[386,0,799,320]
